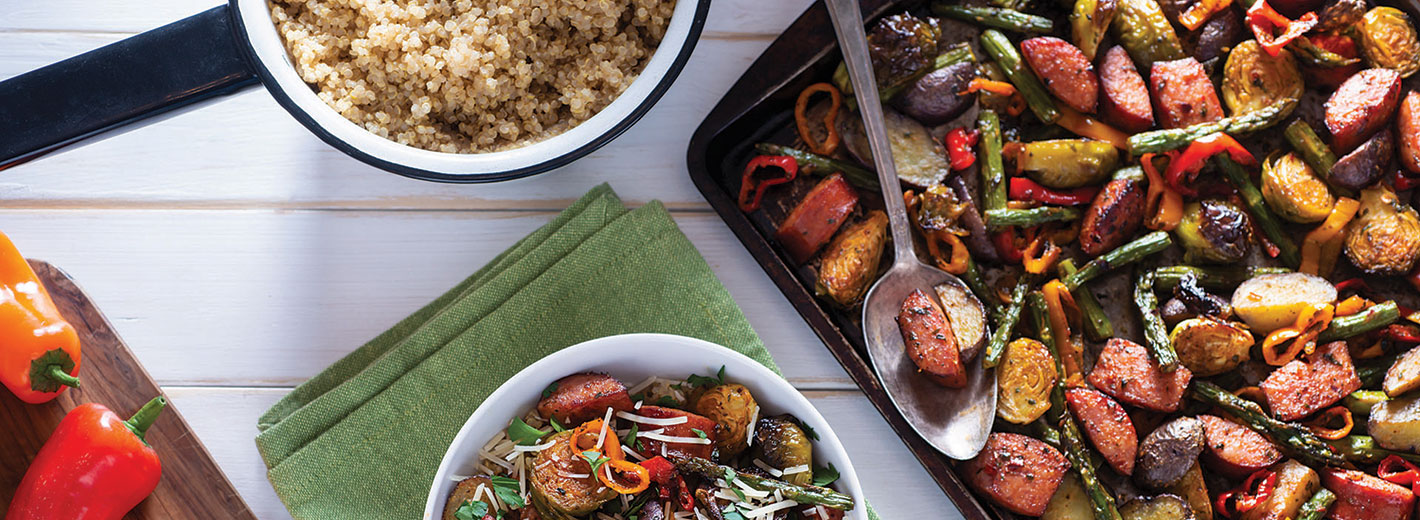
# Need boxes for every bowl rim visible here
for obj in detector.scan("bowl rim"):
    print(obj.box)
[228,0,711,183]
[420,332,868,520]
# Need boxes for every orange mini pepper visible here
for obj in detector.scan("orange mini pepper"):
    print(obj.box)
[1142,153,1184,231]
[0,231,81,404]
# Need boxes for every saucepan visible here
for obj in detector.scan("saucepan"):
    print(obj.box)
[0,0,708,183]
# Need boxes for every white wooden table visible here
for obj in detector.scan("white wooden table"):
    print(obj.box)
[1,1,961,518]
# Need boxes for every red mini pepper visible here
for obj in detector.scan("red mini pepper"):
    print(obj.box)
[738,155,798,212]
[1247,0,1318,56]
[1396,170,1420,192]
[1166,133,1257,197]
[1215,469,1277,519]
[0,231,82,404]
[945,127,980,171]
[1378,455,1420,495]
[1009,177,1100,206]
[5,396,166,520]
[993,228,1027,263]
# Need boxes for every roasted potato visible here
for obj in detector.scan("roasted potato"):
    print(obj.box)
[997,338,1057,425]
[1222,40,1302,117]
[1240,460,1320,520]
[1194,7,1245,63]
[1135,416,1206,489]
[1359,7,1420,78]
[840,110,949,188]
[1369,394,1420,452]
[1111,0,1186,67]
[1384,345,1420,397]
[1169,318,1253,376]
[1346,184,1420,275]
[689,383,758,456]
[1231,273,1337,334]
[963,432,1071,516]
[891,62,977,126]
[1262,152,1335,223]
[1330,127,1394,193]
[531,431,617,520]
[445,476,496,520]
[816,210,888,307]
[1119,494,1194,520]
[754,415,814,485]
[1175,199,1252,264]
[935,280,988,362]
[1043,474,1094,520]
[1165,463,1211,519]
[1015,139,1120,188]
[536,372,634,426]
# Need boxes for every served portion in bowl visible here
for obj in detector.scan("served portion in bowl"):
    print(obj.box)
[424,334,864,520]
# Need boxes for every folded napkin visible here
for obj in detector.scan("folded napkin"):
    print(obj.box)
[255,184,879,519]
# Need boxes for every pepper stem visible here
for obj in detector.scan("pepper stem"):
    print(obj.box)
[124,396,168,443]
[43,364,81,389]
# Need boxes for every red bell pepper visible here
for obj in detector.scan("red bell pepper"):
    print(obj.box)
[1009,177,1100,206]
[945,127,980,171]
[993,228,1027,263]
[1337,277,1371,295]
[1247,0,1319,57]
[5,396,166,520]
[1166,133,1257,197]
[738,155,798,212]
[1215,469,1277,519]
[1396,170,1420,192]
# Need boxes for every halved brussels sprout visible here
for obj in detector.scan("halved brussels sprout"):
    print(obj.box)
[997,338,1057,425]
[690,383,759,456]
[1169,318,1253,376]
[1346,184,1420,275]
[1222,40,1302,117]
[1016,139,1120,188]
[1175,199,1252,264]
[1262,152,1335,223]
[816,211,889,307]
[753,415,814,485]
[531,431,617,520]
[1359,7,1420,77]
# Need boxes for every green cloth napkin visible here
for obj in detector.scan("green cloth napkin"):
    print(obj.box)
[255,184,878,520]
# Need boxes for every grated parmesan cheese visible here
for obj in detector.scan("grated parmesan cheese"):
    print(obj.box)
[780,464,810,475]
[616,411,690,426]
[745,500,799,518]
[640,431,712,445]
[751,459,783,477]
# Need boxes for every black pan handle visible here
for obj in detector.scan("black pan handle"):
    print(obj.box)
[0,5,259,170]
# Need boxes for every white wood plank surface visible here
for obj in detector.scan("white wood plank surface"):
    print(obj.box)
[0,0,966,518]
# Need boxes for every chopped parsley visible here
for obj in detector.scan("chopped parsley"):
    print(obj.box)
[812,462,840,487]
[454,500,489,520]
[798,420,820,441]
[506,417,545,446]
[580,450,612,474]
[723,468,748,501]
[691,428,708,439]
[489,475,525,509]
[687,365,727,388]
[653,396,679,407]
[622,423,643,451]
[722,506,749,520]
[541,382,559,399]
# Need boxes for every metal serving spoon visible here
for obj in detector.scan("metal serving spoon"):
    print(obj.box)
[824,0,997,460]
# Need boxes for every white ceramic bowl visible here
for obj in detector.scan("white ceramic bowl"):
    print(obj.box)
[423,333,868,520]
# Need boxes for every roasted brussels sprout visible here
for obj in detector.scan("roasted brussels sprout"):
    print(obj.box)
[996,338,1057,425]
[868,13,941,90]
[1169,318,1253,376]
[1173,274,1232,319]
[1262,152,1335,223]
[1174,199,1252,263]
[1073,0,1118,60]
[1015,139,1120,188]
[690,383,759,456]
[753,415,814,486]
[816,211,888,307]
[531,431,617,520]
[1359,7,1420,78]
[1111,0,1186,67]
[1345,184,1420,275]
[1222,41,1302,118]
[444,476,496,520]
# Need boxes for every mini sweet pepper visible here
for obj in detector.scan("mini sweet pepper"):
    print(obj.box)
[0,231,81,404]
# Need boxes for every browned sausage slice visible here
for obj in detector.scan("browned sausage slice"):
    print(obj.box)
[1399,90,1420,174]
[897,288,965,388]
[1088,338,1194,412]
[1150,57,1225,129]
[1066,387,1139,475]
[1080,178,1145,256]
[1021,36,1100,114]
[1261,341,1362,421]
[1099,46,1156,133]
[774,173,860,264]
[1198,415,1282,479]
[537,372,635,426]
[1326,68,1402,152]
[962,432,1070,516]
[1322,469,1417,520]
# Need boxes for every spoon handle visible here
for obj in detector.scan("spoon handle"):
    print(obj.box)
[823,0,918,265]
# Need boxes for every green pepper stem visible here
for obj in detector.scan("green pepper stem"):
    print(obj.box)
[125,396,168,443]
[43,364,81,389]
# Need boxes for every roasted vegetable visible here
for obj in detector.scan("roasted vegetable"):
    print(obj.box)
[1044,474,1097,520]
[1261,341,1362,421]
[1169,318,1253,376]
[980,29,1061,124]
[537,372,634,425]
[866,13,940,92]
[1112,0,1186,67]
[1324,68,1401,153]
[1130,100,1296,154]
[1345,184,1420,275]
[839,109,949,187]
[1172,274,1231,319]
[690,383,758,456]
[1296,489,1336,520]
[997,338,1057,424]
[531,431,618,519]
[1067,387,1139,475]
[1239,460,1320,520]
[444,476,496,520]
[892,62,978,126]
[1262,152,1335,223]
[1072,0,1117,59]
[1320,468,1416,520]
[775,173,859,264]
[898,288,966,388]
[1369,395,1420,452]
[1222,41,1303,118]
[1175,199,1252,264]
[932,4,1055,33]
[1192,381,1348,467]
[1384,345,1420,397]
[672,455,854,510]
[1330,127,1394,193]
[1089,338,1193,412]
[1135,417,1206,489]
[1195,7,1246,63]
[964,432,1071,516]
[753,415,814,486]
[1283,120,1338,182]
[1358,7,1420,78]
[1065,231,1173,289]
[1166,463,1211,519]
[1199,415,1283,478]
[935,280,989,362]
[816,211,888,306]
[1318,300,1401,342]
[1231,273,1336,334]
[1316,0,1366,32]
[1014,139,1120,188]
[1119,495,1194,520]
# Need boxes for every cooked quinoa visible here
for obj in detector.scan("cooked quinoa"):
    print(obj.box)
[270,0,676,153]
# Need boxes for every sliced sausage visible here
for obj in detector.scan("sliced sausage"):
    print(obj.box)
[1260,341,1362,421]
[1021,36,1101,114]
[1326,68,1402,152]
[1067,387,1139,475]
[628,406,718,460]
[1330,127,1394,192]
[1099,46,1156,132]
[1088,338,1194,412]
[962,432,1070,516]
[1303,34,1363,90]
[1321,468,1417,520]
[897,288,965,388]
[1399,91,1420,174]
[537,372,635,426]
[1150,57,1225,129]
[774,173,859,264]
[1198,415,1282,479]
[891,61,977,126]
[1080,178,1146,256]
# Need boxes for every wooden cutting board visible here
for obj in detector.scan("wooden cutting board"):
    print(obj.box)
[0,260,257,519]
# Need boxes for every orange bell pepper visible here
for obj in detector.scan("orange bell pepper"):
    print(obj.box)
[1142,153,1184,231]
[1302,406,1354,440]
[1056,106,1130,150]
[1261,302,1334,365]
[0,231,81,404]
[1023,236,1061,275]
[1300,197,1360,276]
[1043,279,1084,384]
